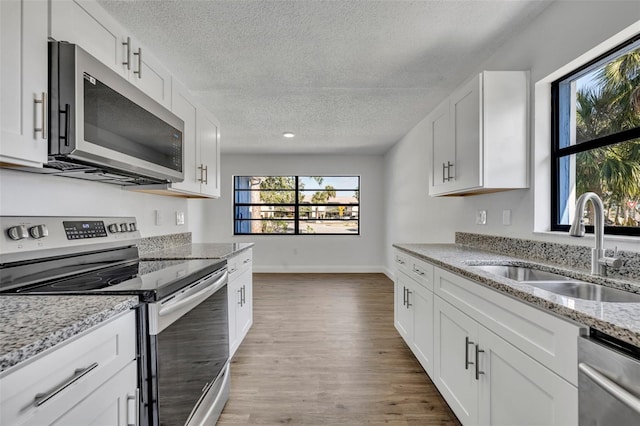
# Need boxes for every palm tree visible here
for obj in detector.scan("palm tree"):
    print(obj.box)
[575,46,640,226]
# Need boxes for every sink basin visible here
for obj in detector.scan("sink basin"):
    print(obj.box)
[527,281,640,303]
[470,263,640,303]
[473,265,572,282]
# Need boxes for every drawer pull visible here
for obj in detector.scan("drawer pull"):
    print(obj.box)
[406,289,412,308]
[475,344,485,380]
[413,268,425,276]
[243,258,251,264]
[33,362,99,407]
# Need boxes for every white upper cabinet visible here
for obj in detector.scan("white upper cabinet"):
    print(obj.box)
[50,0,171,109]
[429,71,529,196]
[162,79,221,198]
[0,0,49,167]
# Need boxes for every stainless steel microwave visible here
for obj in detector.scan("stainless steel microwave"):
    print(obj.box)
[47,41,184,185]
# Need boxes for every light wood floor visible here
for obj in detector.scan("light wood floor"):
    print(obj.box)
[218,273,461,425]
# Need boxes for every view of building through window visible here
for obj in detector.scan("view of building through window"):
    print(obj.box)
[553,37,640,235]
[234,176,359,235]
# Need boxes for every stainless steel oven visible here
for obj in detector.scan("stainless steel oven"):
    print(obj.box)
[0,216,230,426]
[148,267,229,426]
[578,331,640,425]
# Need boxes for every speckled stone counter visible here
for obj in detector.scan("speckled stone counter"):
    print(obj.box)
[0,295,138,373]
[140,243,254,261]
[393,243,640,347]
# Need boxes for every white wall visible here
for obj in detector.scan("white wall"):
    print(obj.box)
[384,1,640,271]
[199,154,385,273]
[0,168,191,237]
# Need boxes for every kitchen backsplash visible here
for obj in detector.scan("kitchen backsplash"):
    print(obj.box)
[455,232,640,281]
[138,232,191,255]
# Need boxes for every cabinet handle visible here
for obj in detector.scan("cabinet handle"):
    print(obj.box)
[34,92,47,139]
[203,165,209,184]
[243,258,251,264]
[33,362,99,407]
[465,337,474,369]
[241,285,246,305]
[238,288,243,306]
[443,161,454,182]
[406,289,412,308]
[127,388,139,426]
[133,48,142,78]
[402,286,407,307]
[442,162,447,183]
[413,267,424,276]
[122,37,131,70]
[198,164,205,183]
[396,258,405,265]
[475,344,485,380]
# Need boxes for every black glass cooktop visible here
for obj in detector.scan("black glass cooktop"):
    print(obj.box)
[2,255,226,302]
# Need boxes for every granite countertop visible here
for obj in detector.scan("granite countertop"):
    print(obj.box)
[394,243,640,347]
[140,242,254,260]
[0,295,138,373]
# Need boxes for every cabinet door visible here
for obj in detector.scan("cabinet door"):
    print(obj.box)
[434,296,479,425]
[170,81,200,194]
[395,272,413,344]
[411,283,434,377]
[51,362,138,426]
[227,277,240,357]
[129,45,172,109]
[450,73,482,192]
[197,109,221,198]
[430,100,453,194]
[50,0,128,77]
[0,0,48,167]
[477,327,578,426]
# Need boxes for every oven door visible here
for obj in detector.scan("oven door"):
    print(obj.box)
[148,268,229,426]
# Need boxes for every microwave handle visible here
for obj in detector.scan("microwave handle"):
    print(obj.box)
[60,104,71,147]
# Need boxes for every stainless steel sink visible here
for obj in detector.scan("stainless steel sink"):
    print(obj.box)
[472,265,572,282]
[526,280,640,303]
[470,263,640,303]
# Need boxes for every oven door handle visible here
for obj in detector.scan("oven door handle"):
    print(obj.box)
[579,362,640,415]
[159,270,228,318]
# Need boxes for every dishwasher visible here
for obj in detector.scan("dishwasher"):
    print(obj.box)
[578,330,640,425]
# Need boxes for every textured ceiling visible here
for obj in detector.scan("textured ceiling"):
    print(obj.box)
[97,0,553,154]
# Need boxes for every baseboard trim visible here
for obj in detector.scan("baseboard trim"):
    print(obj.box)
[253,265,386,273]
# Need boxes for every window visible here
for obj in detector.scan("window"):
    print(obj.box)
[551,35,640,236]
[234,176,360,235]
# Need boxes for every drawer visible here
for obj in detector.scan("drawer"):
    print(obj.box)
[0,310,136,425]
[434,267,583,385]
[228,248,252,279]
[394,250,434,291]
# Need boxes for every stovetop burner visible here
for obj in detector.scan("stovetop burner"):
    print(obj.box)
[25,263,141,292]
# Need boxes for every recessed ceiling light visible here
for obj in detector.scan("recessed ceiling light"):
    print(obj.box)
[283,132,295,138]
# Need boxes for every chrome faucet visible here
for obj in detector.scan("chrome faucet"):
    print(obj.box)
[569,192,621,276]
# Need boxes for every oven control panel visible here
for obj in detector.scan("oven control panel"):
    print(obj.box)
[0,216,141,262]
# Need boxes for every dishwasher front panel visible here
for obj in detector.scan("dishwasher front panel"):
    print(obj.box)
[578,334,640,426]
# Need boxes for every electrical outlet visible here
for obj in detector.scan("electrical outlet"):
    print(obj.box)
[176,211,185,225]
[476,210,487,225]
[502,209,512,226]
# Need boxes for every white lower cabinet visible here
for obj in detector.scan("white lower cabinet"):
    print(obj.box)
[228,249,253,357]
[434,296,577,426]
[395,271,434,376]
[394,249,581,426]
[0,310,138,426]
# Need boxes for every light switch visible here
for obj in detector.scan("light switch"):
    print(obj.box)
[502,209,512,226]
[176,211,185,225]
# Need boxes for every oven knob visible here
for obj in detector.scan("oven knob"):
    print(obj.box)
[29,224,49,239]
[129,223,137,232]
[108,224,119,233]
[7,225,29,240]
[120,223,129,232]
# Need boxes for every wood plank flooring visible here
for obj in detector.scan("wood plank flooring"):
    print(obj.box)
[218,273,461,425]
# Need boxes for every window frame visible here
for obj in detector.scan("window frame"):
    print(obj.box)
[550,34,640,237]
[233,175,360,236]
